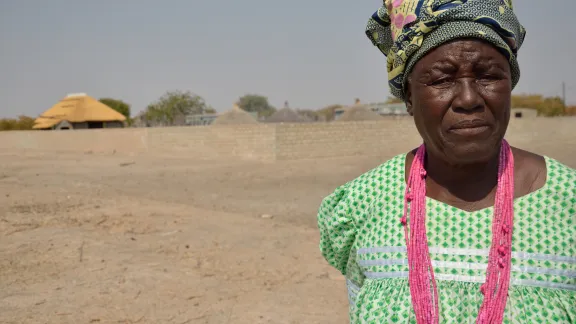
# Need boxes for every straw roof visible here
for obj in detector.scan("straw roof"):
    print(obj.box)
[266,102,311,123]
[266,108,311,123]
[336,99,383,122]
[34,93,126,129]
[212,104,258,125]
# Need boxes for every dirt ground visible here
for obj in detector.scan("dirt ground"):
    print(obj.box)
[0,150,394,324]
[1,149,574,324]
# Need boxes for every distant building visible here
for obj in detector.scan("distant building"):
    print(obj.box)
[186,114,219,126]
[370,102,408,116]
[186,107,258,126]
[33,93,126,130]
[334,100,408,120]
[511,107,538,118]
[211,105,259,126]
[334,99,383,122]
[265,101,312,123]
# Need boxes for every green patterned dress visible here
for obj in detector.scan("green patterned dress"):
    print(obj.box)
[318,154,576,323]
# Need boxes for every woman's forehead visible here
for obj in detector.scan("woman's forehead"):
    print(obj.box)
[414,39,509,69]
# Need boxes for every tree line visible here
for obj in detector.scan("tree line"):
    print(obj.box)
[0,92,574,131]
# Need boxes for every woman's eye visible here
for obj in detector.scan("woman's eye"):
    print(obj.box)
[477,74,500,83]
[429,78,453,87]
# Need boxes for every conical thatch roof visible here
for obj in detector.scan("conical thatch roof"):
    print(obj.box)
[212,104,258,125]
[266,101,311,123]
[336,99,383,122]
[34,93,126,129]
[266,108,311,123]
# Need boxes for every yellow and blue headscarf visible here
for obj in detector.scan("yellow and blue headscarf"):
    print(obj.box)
[366,0,526,100]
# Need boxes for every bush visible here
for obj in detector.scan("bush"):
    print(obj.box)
[0,116,35,131]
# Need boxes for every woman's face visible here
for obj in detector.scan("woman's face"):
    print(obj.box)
[406,38,512,165]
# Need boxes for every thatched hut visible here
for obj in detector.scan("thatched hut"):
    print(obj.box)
[335,98,383,122]
[212,104,258,125]
[33,93,127,130]
[265,101,312,123]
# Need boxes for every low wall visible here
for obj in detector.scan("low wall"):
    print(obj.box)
[145,125,276,161]
[275,118,422,160]
[0,128,149,154]
[275,117,576,163]
[0,118,574,164]
[0,125,276,161]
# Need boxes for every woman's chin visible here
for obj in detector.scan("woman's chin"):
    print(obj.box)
[442,142,501,165]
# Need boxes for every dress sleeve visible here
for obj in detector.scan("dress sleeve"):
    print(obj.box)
[317,184,357,275]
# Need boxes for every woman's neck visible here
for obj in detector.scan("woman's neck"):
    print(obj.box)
[424,150,500,204]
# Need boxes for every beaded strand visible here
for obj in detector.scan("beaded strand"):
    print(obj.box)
[402,140,515,324]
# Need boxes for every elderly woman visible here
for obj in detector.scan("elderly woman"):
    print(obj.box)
[317,0,575,323]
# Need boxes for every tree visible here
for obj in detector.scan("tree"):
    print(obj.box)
[16,115,35,130]
[0,119,16,131]
[237,94,276,118]
[538,97,565,116]
[511,94,565,117]
[0,115,35,131]
[99,98,131,120]
[145,90,208,126]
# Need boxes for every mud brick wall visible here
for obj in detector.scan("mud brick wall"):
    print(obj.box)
[274,118,422,160]
[0,117,574,165]
[0,128,149,154]
[146,125,276,161]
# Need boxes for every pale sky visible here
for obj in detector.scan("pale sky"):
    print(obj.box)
[1,0,575,118]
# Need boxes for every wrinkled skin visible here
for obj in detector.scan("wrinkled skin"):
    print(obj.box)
[404,38,546,212]
[406,38,511,165]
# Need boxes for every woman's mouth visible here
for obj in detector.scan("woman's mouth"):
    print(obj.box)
[448,120,491,137]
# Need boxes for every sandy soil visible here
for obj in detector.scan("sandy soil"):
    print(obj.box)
[1,150,574,324]
[0,150,391,324]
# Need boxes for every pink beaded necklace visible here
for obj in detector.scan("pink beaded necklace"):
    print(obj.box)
[401,140,515,324]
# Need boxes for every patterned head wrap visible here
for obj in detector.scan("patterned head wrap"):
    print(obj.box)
[366,0,526,100]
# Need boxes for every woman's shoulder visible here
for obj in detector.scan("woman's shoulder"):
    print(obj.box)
[544,155,576,178]
[542,156,576,201]
[512,148,575,199]
[317,153,408,274]
[348,153,406,189]
[320,153,407,212]
[516,150,576,212]
[513,147,575,177]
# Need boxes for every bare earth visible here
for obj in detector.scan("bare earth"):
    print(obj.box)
[2,150,574,324]
[0,150,395,324]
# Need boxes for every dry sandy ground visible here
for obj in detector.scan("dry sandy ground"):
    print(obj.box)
[0,150,392,324]
[1,149,574,324]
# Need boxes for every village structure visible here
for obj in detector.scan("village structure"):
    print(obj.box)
[32,93,538,130]
[33,93,126,130]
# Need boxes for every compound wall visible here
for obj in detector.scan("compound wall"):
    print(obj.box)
[0,118,574,164]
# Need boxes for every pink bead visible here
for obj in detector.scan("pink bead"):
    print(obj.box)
[401,140,515,324]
